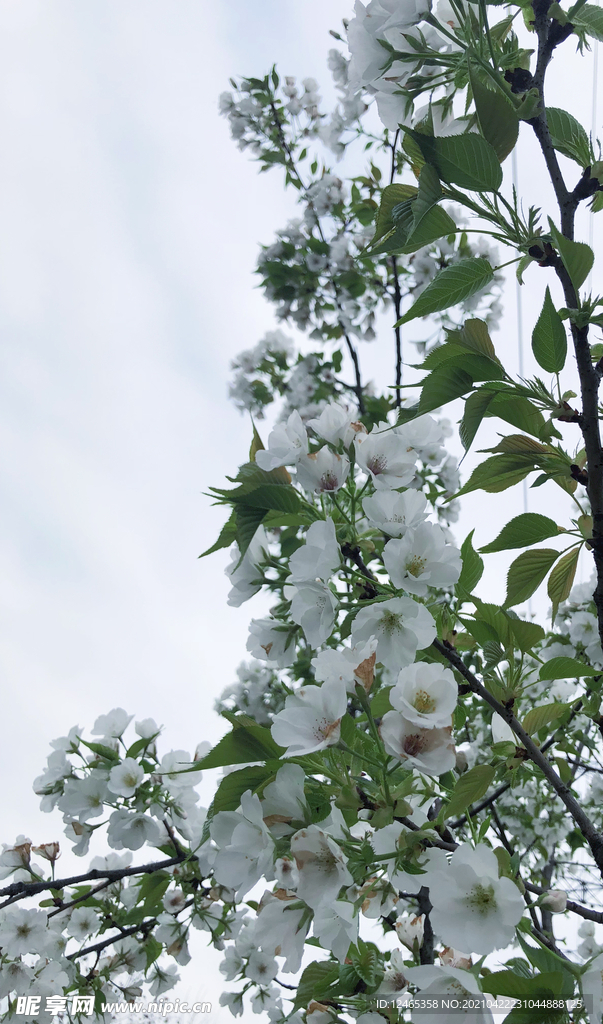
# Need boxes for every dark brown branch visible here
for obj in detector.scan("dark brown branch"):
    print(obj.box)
[527,0,603,651]
[392,256,403,409]
[344,333,366,415]
[0,854,187,909]
[68,920,155,961]
[417,887,434,964]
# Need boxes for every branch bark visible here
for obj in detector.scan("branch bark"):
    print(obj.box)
[528,0,603,650]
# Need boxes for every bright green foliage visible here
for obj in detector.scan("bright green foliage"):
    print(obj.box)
[504,548,561,607]
[403,129,503,191]
[397,259,494,325]
[532,287,567,373]
[480,513,562,552]
[469,67,520,162]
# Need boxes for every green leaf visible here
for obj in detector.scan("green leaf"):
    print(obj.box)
[521,701,571,735]
[369,183,417,249]
[516,931,582,983]
[350,940,380,986]
[457,529,484,594]
[79,738,120,763]
[508,617,546,652]
[480,513,561,553]
[411,163,442,232]
[546,107,591,166]
[138,872,171,911]
[445,763,496,819]
[234,504,267,557]
[370,686,394,718]
[485,393,547,439]
[396,259,494,326]
[199,724,284,769]
[571,3,603,41]
[548,219,594,291]
[469,67,519,162]
[417,366,474,414]
[143,935,164,972]
[504,548,561,607]
[232,483,302,514]
[453,317,501,361]
[454,454,534,498]
[199,512,237,559]
[548,546,580,622]
[539,656,601,680]
[459,389,495,451]
[294,961,341,1009]
[482,970,564,998]
[366,178,456,256]
[210,765,276,815]
[404,129,503,191]
[125,736,151,759]
[487,434,550,456]
[531,287,567,373]
[395,204,457,255]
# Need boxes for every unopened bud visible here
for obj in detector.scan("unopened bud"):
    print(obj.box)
[540,890,567,913]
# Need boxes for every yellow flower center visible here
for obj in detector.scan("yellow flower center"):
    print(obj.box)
[465,883,497,915]
[413,689,436,714]
[406,555,427,578]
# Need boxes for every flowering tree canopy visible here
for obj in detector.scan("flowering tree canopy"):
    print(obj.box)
[4,2,603,1023]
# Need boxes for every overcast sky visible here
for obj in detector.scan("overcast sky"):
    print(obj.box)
[0,1,600,1016]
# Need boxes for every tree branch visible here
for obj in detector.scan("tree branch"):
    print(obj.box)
[0,854,187,909]
[433,639,603,877]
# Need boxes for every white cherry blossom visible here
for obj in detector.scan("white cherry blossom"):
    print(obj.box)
[158,749,201,792]
[226,526,268,607]
[287,518,340,583]
[348,0,431,91]
[261,763,307,827]
[351,596,436,672]
[289,581,339,647]
[247,618,297,668]
[107,758,145,798]
[312,636,378,692]
[296,448,350,493]
[107,810,162,851]
[362,489,428,537]
[211,792,274,899]
[383,522,461,596]
[581,951,603,1023]
[380,712,456,775]
[246,949,278,985]
[92,708,133,739]
[0,908,49,957]
[254,898,310,974]
[312,900,358,961]
[354,422,417,489]
[58,774,110,822]
[290,825,352,909]
[66,907,99,941]
[390,661,457,728]
[427,843,525,954]
[378,948,408,994]
[271,680,347,756]
[255,411,308,470]
[307,403,363,447]
[404,964,495,1024]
